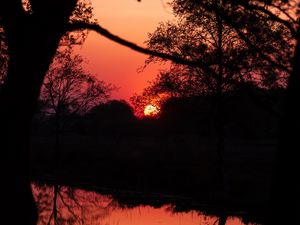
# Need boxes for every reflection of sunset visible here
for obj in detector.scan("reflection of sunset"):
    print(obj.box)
[32,184,249,225]
[144,104,159,117]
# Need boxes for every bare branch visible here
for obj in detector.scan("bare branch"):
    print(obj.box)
[270,3,298,23]
[58,191,79,220]
[243,3,297,37]
[65,22,201,67]
[197,2,293,74]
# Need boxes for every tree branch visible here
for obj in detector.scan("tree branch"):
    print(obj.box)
[244,3,297,37]
[57,191,78,219]
[270,3,297,24]
[65,22,201,67]
[0,0,24,19]
[198,2,293,75]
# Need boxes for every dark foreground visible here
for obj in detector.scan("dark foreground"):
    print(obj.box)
[31,134,278,224]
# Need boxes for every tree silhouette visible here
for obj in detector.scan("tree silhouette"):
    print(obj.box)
[130,89,167,118]
[85,100,136,136]
[0,2,177,222]
[39,47,113,169]
[170,1,299,224]
[0,1,195,222]
[0,1,95,224]
[176,0,297,73]
[267,17,300,225]
[143,0,293,95]
[134,0,294,191]
[196,1,299,224]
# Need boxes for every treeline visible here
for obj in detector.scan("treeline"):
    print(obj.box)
[32,86,283,139]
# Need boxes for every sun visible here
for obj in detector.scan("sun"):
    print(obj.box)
[144,104,159,117]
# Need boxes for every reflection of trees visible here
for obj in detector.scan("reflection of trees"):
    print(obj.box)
[33,184,117,225]
[33,184,245,225]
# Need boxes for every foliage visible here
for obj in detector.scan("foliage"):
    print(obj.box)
[40,47,114,130]
[62,0,96,46]
[0,0,95,82]
[130,88,167,118]
[132,0,295,112]
[84,100,136,135]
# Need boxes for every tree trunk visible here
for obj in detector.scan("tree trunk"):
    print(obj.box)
[53,185,59,225]
[218,214,227,225]
[0,14,73,225]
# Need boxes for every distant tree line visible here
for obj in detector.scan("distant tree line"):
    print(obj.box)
[32,87,283,140]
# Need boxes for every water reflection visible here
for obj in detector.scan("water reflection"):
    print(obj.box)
[32,184,252,225]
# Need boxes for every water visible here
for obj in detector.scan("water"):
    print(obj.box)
[32,184,253,225]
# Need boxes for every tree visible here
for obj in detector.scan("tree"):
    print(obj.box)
[85,100,136,136]
[0,1,196,223]
[134,0,294,193]
[142,3,291,95]
[270,19,300,225]
[190,1,299,224]
[130,88,167,118]
[39,47,114,166]
[0,1,95,224]
[156,1,299,224]
[141,0,293,101]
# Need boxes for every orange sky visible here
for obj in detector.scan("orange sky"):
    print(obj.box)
[75,0,174,101]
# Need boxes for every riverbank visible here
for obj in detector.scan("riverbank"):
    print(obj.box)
[31,134,277,224]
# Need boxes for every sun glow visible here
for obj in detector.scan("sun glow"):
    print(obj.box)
[144,104,159,117]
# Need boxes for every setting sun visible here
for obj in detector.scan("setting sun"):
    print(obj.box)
[144,104,159,117]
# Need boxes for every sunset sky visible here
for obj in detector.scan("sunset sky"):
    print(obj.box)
[75,0,174,101]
